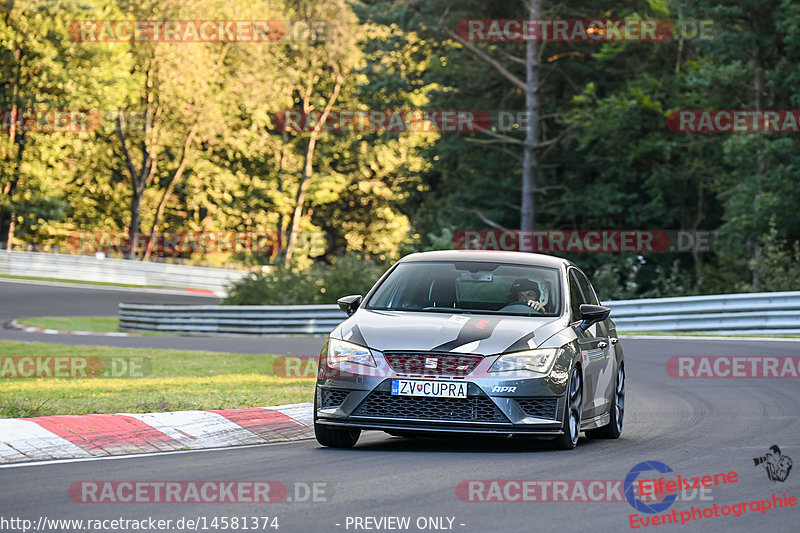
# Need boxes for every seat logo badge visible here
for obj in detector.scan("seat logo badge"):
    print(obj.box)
[425,357,438,369]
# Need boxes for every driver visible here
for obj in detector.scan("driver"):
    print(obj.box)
[508,278,545,312]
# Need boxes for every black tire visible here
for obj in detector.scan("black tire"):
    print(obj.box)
[314,387,360,448]
[587,365,624,439]
[552,365,582,450]
[315,422,361,448]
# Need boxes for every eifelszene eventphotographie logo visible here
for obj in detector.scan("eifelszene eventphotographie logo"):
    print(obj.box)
[754,445,793,482]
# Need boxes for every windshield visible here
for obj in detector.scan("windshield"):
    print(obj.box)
[365,261,562,317]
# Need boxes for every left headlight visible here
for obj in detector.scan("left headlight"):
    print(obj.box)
[328,338,376,367]
[489,348,560,374]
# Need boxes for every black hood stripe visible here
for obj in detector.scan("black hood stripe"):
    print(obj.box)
[504,331,537,353]
[432,316,503,352]
[344,323,368,347]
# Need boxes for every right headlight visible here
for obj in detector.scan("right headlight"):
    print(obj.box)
[489,348,560,374]
[327,338,376,367]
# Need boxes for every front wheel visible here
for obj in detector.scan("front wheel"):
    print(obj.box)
[314,388,361,448]
[314,422,361,448]
[552,365,582,450]
[587,365,624,439]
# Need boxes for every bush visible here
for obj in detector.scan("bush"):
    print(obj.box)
[755,224,800,292]
[223,255,386,305]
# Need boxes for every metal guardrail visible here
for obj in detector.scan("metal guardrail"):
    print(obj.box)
[0,250,246,294]
[119,303,346,336]
[605,291,800,334]
[118,291,800,336]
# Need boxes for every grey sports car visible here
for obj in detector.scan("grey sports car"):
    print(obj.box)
[314,250,625,450]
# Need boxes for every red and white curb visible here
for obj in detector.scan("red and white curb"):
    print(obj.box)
[6,319,140,337]
[0,402,313,464]
[184,288,226,297]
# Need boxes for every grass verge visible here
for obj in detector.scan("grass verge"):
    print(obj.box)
[0,273,155,288]
[0,341,315,418]
[16,316,172,337]
[15,316,169,336]
[19,316,120,333]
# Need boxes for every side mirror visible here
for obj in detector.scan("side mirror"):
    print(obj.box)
[578,304,611,331]
[337,295,362,316]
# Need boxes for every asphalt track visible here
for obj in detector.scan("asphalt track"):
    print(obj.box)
[0,279,324,355]
[1,280,799,532]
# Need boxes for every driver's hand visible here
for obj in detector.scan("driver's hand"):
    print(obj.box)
[526,300,545,312]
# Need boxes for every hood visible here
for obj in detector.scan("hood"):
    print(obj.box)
[334,309,567,356]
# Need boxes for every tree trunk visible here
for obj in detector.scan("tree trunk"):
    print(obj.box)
[3,47,23,250]
[117,108,155,260]
[142,122,198,261]
[128,192,142,257]
[118,59,159,260]
[276,128,289,256]
[520,0,540,231]
[283,133,319,266]
[6,212,14,251]
[752,46,764,289]
[283,72,343,266]
[442,2,543,231]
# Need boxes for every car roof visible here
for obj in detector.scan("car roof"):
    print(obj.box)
[398,250,574,269]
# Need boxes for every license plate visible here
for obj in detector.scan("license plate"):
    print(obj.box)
[391,379,467,398]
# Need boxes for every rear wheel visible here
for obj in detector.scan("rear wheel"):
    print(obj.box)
[552,365,582,450]
[587,365,624,439]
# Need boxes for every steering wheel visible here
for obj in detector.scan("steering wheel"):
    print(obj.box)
[499,302,544,314]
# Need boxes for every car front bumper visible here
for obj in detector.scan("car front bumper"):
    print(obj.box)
[315,360,570,436]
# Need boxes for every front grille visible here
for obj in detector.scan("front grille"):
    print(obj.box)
[383,352,483,377]
[515,398,559,419]
[321,389,350,408]
[353,391,507,422]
